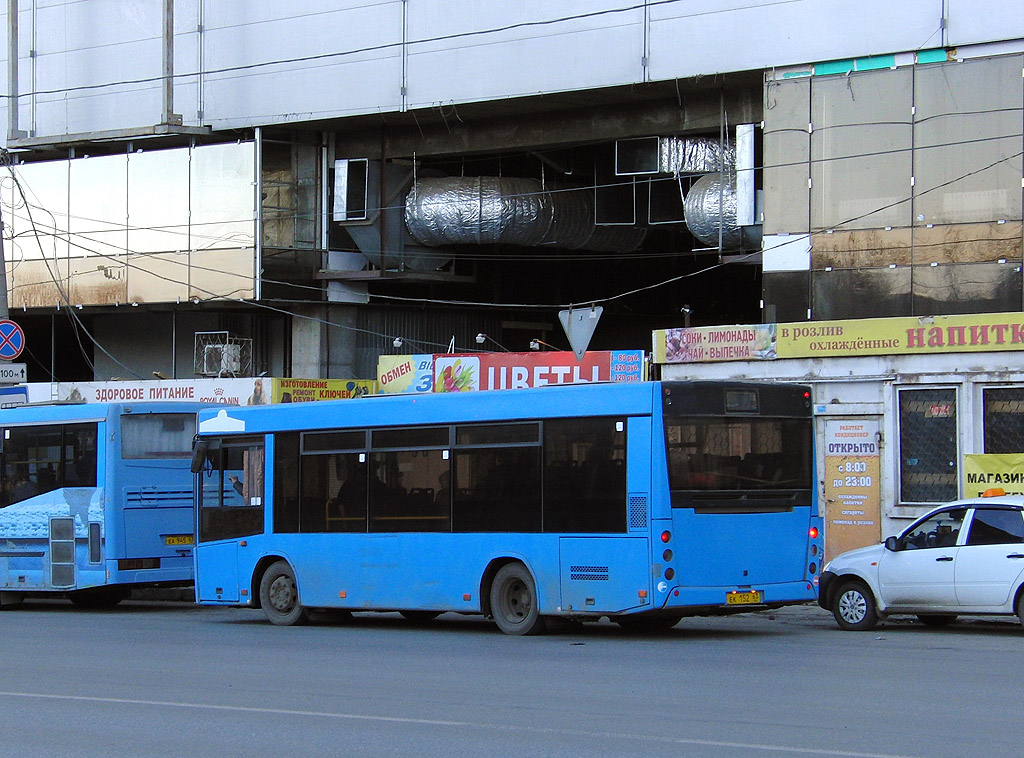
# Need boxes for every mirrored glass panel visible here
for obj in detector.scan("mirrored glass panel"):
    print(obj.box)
[191,142,256,250]
[913,56,1024,224]
[811,69,913,230]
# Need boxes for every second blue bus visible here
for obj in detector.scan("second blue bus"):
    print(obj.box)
[192,381,822,633]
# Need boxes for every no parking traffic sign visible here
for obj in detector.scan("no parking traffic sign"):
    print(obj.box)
[0,319,25,361]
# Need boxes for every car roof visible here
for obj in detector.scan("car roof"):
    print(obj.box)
[927,495,1024,512]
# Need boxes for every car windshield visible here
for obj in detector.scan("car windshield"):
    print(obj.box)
[900,508,967,549]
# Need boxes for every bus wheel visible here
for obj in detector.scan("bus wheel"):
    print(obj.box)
[259,561,308,626]
[399,610,442,623]
[69,586,129,609]
[490,563,546,636]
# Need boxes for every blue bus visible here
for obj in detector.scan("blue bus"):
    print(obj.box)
[192,381,822,634]
[0,401,211,608]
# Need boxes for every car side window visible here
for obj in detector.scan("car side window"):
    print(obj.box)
[901,508,966,549]
[966,508,1024,546]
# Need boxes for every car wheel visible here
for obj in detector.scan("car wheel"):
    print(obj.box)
[917,614,957,627]
[831,580,878,631]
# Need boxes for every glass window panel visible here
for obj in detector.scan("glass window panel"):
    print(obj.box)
[302,430,366,453]
[453,447,541,532]
[455,423,539,446]
[369,449,450,532]
[128,148,191,254]
[763,76,811,235]
[811,69,913,230]
[273,432,300,533]
[62,424,98,488]
[10,160,70,261]
[198,438,264,542]
[812,267,912,320]
[69,153,128,257]
[261,139,320,249]
[190,142,256,250]
[912,261,1022,315]
[121,414,195,459]
[914,56,1023,224]
[544,418,626,533]
[899,388,958,503]
[984,387,1024,454]
[900,508,966,549]
[967,508,1024,546]
[371,426,448,449]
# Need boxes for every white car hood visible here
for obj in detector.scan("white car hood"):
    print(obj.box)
[825,542,886,573]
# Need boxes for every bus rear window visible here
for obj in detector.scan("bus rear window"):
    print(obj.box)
[665,416,811,506]
[122,414,196,459]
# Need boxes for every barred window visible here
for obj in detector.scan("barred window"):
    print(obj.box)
[983,387,1024,454]
[898,388,957,504]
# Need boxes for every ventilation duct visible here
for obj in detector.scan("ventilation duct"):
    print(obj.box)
[659,137,736,175]
[684,172,744,249]
[404,177,646,253]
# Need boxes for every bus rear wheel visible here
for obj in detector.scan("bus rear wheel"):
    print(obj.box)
[490,563,546,636]
[259,561,308,626]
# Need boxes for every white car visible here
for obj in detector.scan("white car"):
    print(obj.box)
[818,491,1024,630]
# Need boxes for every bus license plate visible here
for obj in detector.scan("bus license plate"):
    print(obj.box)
[164,535,194,546]
[726,590,763,605]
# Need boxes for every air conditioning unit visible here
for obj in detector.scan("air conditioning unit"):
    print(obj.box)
[201,344,241,376]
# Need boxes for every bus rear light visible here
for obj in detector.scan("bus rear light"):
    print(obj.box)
[810,544,818,556]
[117,558,160,570]
[241,589,248,596]
[664,568,675,580]
[638,590,648,598]
[463,593,472,601]
[809,562,817,574]
[663,549,673,561]
[660,531,671,543]
[808,527,819,539]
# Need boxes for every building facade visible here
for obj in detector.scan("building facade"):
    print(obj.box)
[0,1,1022,384]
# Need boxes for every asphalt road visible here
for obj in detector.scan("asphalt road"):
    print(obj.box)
[0,599,1021,758]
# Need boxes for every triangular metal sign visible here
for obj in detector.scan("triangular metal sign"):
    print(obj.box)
[558,306,603,361]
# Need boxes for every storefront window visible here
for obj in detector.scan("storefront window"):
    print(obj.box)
[983,387,1024,454]
[898,388,957,503]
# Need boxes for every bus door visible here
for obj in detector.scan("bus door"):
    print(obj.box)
[193,436,266,603]
[558,537,651,613]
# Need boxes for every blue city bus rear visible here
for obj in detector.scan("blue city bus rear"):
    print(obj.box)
[0,401,208,607]
[192,381,820,632]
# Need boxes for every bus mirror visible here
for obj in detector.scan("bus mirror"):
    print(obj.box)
[190,440,209,474]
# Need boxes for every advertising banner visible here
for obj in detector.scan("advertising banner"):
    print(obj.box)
[431,350,645,392]
[823,419,881,560]
[963,454,1024,497]
[653,325,776,363]
[776,312,1024,359]
[38,377,374,406]
[272,378,375,403]
[377,355,435,394]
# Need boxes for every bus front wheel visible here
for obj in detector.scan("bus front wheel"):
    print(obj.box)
[259,561,308,626]
[490,563,546,636]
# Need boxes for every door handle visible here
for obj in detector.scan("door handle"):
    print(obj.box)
[1007,553,1024,559]
[935,556,954,562]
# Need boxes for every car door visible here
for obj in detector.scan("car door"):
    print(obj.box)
[877,508,965,609]
[954,507,1024,610]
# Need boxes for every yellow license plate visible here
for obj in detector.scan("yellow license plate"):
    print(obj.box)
[726,590,763,605]
[164,535,194,546]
